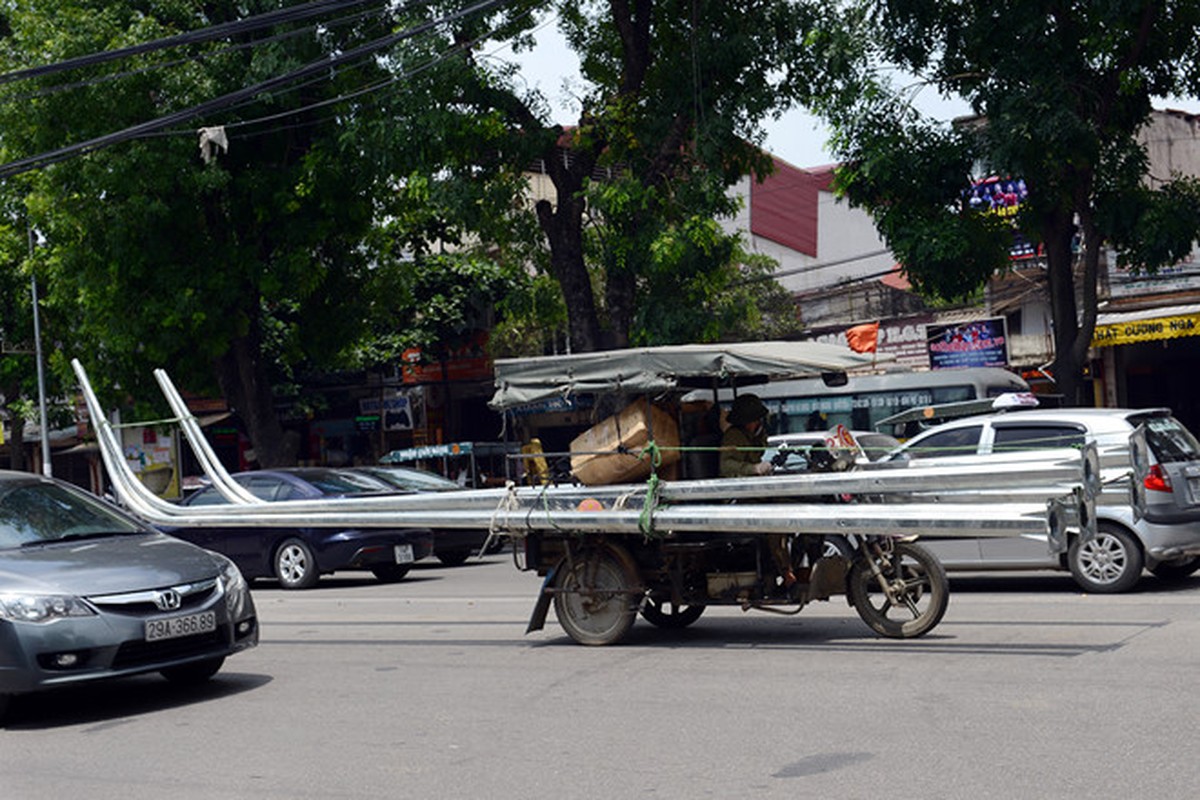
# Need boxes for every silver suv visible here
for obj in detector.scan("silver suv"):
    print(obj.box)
[878,407,1200,593]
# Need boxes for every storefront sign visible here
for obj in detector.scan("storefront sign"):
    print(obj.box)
[1107,247,1200,298]
[1091,310,1200,347]
[400,331,492,384]
[122,426,180,499]
[360,395,414,430]
[815,315,933,369]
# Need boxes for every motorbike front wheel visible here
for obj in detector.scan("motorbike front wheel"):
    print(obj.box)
[848,541,948,639]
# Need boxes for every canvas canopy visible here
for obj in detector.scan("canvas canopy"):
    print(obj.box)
[489,341,887,410]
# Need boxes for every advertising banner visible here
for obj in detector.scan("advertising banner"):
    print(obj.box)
[927,318,1009,369]
[967,176,1041,260]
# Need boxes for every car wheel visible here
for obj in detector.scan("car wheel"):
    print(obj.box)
[160,656,225,685]
[1150,555,1200,581]
[0,693,10,725]
[1068,523,1144,594]
[371,564,412,582]
[436,548,472,567]
[275,538,319,589]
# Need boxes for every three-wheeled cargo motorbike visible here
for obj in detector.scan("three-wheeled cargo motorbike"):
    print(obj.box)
[72,344,1102,647]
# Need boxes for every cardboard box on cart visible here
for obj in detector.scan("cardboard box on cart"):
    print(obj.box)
[570,401,681,485]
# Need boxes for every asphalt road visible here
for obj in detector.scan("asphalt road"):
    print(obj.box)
[3,553,1200,800]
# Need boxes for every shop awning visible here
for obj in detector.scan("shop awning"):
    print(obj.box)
[1091,303,1200,347]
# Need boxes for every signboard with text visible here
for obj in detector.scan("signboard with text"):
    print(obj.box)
[926,318,1009,369]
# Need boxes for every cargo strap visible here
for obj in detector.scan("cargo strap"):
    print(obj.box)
[637,440,664,537]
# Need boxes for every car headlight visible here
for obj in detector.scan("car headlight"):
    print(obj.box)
[216,556,250,613]
[0,594,97,623]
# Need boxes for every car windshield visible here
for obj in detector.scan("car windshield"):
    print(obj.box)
[304,471,392,495]
[367,468,459,491]
[0,481,144,549]
[1136,415,1200,464]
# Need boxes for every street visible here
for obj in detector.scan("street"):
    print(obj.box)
[3,552,1200,800]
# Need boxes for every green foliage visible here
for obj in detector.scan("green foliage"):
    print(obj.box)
[427,0,832,351]
[0,1,422,417]
[818,0,1200,399]
[826,0,1200,290]
[488,273,569,358]
[1101,177,1200,272]
[831,99,1013,302]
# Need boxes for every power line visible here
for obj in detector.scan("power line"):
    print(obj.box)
[0,0,513,180]
[734,247,893,287]
[2,4,391,105]
[0,0,388,86]
[144,0,541,147]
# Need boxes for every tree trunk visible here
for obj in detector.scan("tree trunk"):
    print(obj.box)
[213,334,298,468]
[535,140,605,352]
[7,413,26,472]
[1043,210,1086,406]
[603,268,635,350]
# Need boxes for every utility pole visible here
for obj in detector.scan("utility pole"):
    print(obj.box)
[28,223,52,476]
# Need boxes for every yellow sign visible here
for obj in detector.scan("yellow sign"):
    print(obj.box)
[1091,312,1200,347]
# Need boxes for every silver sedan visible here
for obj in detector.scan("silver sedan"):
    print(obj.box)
[0,470,258,723]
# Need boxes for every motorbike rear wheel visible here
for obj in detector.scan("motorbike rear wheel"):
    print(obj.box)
[553,543,641,646]
[848,541,948,639]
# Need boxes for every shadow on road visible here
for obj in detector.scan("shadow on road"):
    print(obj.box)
[3,671,272,731]
[946,571,1200,595]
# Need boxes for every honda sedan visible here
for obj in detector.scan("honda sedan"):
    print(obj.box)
[0,470,258,723]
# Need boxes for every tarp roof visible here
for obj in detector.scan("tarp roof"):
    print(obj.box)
[489,341,889,410]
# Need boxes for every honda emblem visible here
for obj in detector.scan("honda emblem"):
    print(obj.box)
[153,589,182,611]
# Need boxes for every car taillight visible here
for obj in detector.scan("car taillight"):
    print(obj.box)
[1144,464,1173,493]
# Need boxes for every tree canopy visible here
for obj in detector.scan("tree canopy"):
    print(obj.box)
[459,0,823,351]
[0,1,547,465]
[1,0,825,466]
[822,0,1200,403]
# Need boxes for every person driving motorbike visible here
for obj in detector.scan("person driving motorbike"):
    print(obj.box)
[719,394,799,588]
[719,394,773,477]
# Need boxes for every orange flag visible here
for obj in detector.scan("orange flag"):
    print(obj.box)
[846,322,880,354]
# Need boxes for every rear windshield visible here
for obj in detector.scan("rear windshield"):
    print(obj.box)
[992,424,1086,453]
[1138,416,1200,464]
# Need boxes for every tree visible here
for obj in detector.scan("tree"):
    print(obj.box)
[0,1,422,465]
[0,204,35,470]
[410,0,825,352]
[0,191,73,471]
[821,0,1200,404]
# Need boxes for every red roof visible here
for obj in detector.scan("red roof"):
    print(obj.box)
[880,265,911,291]
[749,158,830,256]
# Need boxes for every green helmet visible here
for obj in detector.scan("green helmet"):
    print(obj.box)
[727,393,768,426]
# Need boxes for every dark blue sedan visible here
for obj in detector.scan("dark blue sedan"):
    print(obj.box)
[167,468,434,589]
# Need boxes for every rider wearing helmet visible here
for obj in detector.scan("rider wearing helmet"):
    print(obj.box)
[720,394,799,589]
[719,394,773,478]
